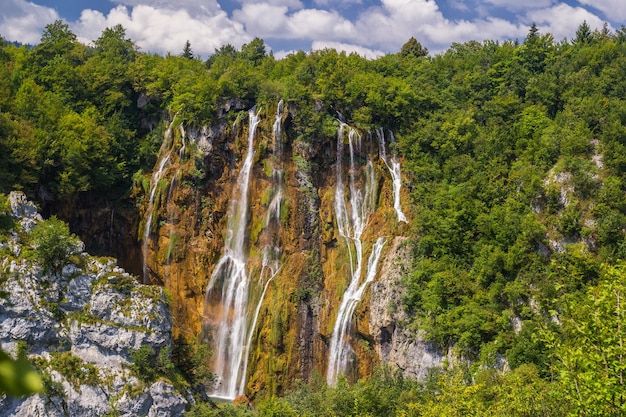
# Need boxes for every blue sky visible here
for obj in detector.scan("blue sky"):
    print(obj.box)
[1,0,624,58]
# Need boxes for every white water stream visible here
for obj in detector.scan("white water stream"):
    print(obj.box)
[141,122,173,283]
[205,108,260,400]
[376,128,407,223]
[239,101,285,393]
[327,123,380,385]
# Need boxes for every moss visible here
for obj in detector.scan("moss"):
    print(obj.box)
[250,215,267,244]
[261,186,273,206]
[163,232,181,263]
[280,198,290,223]
[263,159,274,177]
[48,351,100,390]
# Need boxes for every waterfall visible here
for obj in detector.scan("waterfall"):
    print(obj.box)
[141,123,173,283]
[376,128,407,223]
[240,101,285,392]
[327,123,379,385]
[179,124,186,158]
[205,108,260,400]
[240,248,280,394]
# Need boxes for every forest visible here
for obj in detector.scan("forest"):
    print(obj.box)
[1,19,626,415]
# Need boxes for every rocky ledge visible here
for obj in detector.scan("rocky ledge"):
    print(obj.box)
[0,192,188,416]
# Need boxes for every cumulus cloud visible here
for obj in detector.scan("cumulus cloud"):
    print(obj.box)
[233,0,305,9]
[313,0,363,6]
[577,0,626,21]
[0,0,59,44]
[71,4,250,57]
[480,0,556,11]
[111,0,223,15]
[527,3,607,41]
[0,0,615,59]
[233,4,357,41]
[232,4,291,36]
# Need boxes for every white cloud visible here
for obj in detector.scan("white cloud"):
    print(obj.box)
[577,0,626,21]
[232,4,290,36]
[349,0,529,53]
[313,0,362,6]
[233,4,357,41]
[311,40,384,58]
[0,0,615,59]
[111,0,223,15]
[288,8,356,39]
[0,0,59,44]
[233,0,304,9]
[480,0,556,11]
[71,4,250,57]
[527,3,607,41]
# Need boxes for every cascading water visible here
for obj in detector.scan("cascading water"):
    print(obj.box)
[376,128,407,223]
[327,123,379,385]
[141,121,174,283]
[179,124,186,158]
[204,108,260,400]
[240,249,280,393]
[239,100,285,394]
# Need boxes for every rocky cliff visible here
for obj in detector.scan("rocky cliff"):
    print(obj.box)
[0,192,188,416]
[138,101,434,398]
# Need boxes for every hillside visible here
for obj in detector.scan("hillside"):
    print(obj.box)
[1,20,626,415]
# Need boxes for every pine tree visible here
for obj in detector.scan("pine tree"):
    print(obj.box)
[574,20,592,45]
[182,40,193,59]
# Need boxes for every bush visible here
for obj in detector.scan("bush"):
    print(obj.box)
[29,216,81,272]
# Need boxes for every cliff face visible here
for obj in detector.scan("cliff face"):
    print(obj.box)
[0,192,187,416]
[139,101,425,398]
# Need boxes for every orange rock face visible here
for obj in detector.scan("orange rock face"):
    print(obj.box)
[137,103,411,398]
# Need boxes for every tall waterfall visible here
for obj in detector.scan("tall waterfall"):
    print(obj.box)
[327,123,380,385]
[141,121,174,283]
[204,108,260,400]
[239,100,285,394]
[376,128,407,223]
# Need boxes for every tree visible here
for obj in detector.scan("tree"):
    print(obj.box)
[526,23,540,43]
[28,20,80,69]
[544,263,626,415]
[82,25,138,118]
[29,216,82,273]
[240,37,266,65]
[182,40,193,59]
[574,20,592,45]
[400,37,429,58]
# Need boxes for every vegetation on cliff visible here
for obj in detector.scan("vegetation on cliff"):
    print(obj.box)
[2,18,626,414]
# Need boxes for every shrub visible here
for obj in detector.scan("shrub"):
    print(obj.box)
[29,216,81,273]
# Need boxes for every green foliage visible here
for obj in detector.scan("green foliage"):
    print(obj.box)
[0,193,14,234]
[48,350,99,390]
[0,350,43,397]
[128,344,189,389]
[541,262,626,416]
[172,336,215,388]
[186,401,255,417]
[28,216,81,273]
[399,37,429,58]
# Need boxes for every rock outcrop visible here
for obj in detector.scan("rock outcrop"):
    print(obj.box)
[369,236,444,380]
[137,103,419,397]
[0,192,188,417]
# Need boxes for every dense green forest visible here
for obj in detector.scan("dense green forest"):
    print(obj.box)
[2,20,626,415]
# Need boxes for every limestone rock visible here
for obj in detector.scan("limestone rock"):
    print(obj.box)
[0,194,188,417]
[369,236,444,381]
